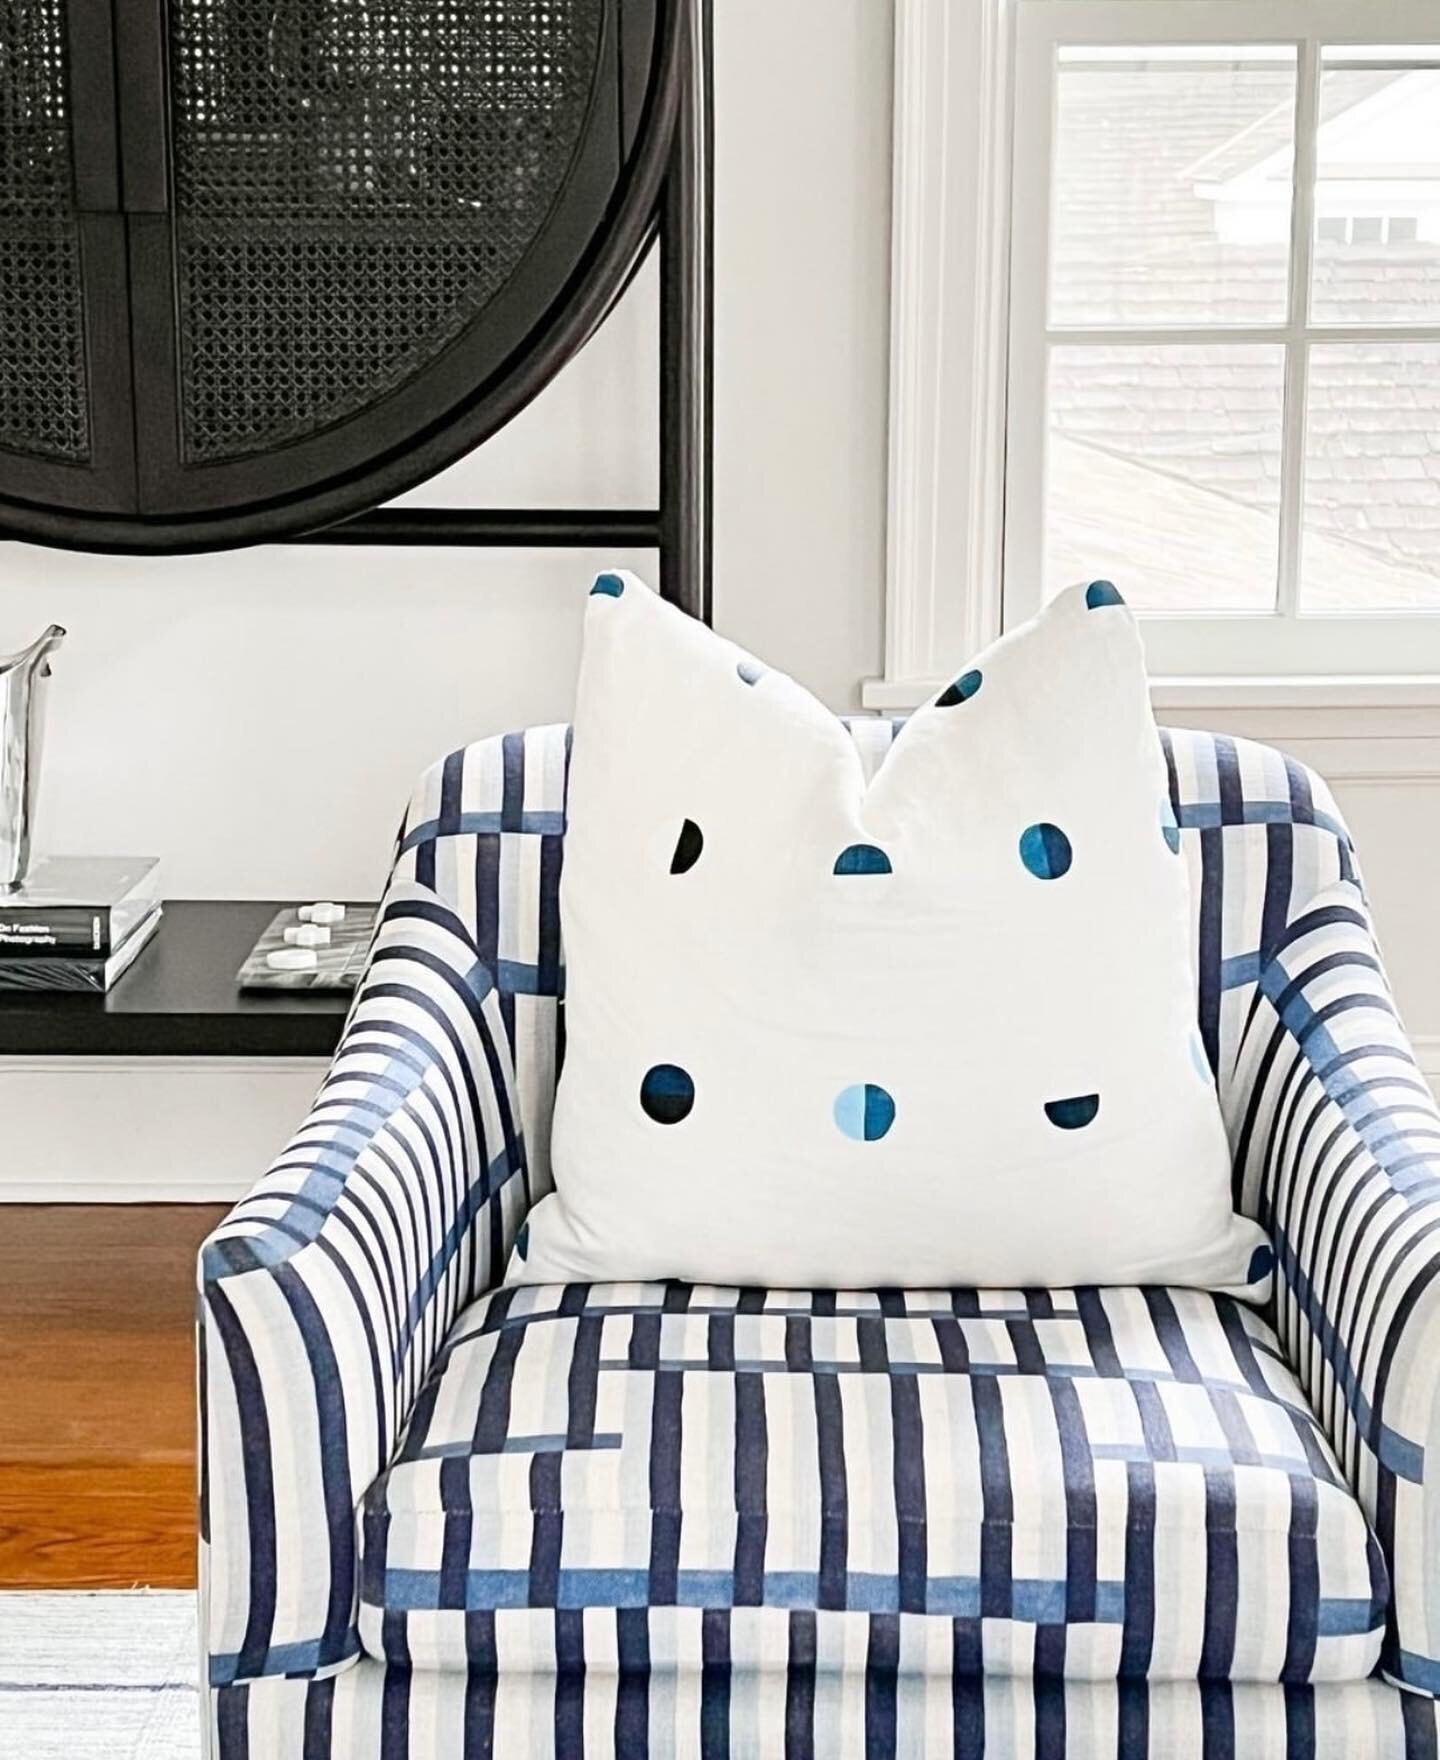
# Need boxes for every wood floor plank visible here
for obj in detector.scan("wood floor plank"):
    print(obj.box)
[0,1203,227,1587]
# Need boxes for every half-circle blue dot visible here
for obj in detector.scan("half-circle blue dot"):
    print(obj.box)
[640,1064,694,1125]
[1239,1246,1274,1288]
[936,668,983,708]
[834,1083,895,1142]
[737,657,766,686]
[834,843,893,876]
[670,818,704,874]
[1189,1030,1211,1083]
[1045,1093,1100,1130]
[591,572,625,598]
[1161,800,1182,855]
[1247,1243,1276,1284]
[515,1221,530,1262]
[1085,579,1124,609]
[1019,823,1072,879]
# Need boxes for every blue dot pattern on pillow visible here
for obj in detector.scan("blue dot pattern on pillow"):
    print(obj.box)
[1019,823,1072,879]
[834,844,893,876]
[1045,1094,1100,1130]
[834,1083,895,1141]
[936,668,983,708]
[671,819,704,874]
[1247,1243,1276,1283]
[591,573,626,598]
[1085,579,1124,609]
[640,1064,695,1125]
[737,658,766,686]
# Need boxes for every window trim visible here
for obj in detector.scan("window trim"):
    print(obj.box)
[867,0,1440,715]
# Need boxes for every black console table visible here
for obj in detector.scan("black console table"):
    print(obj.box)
[0,902,358,1059]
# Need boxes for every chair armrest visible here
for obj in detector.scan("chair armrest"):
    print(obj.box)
[198,881,529,1687]
[1223,880,1440,1694]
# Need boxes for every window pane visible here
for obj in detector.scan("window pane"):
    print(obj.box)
[1310,62,1440,325]
[1300,343,1440,609]
[1050,48,1295,327]
[1045,344,1284,610]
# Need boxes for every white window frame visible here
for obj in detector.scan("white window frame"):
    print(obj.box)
[867,0,1440,735]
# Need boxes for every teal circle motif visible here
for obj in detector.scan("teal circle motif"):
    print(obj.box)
[1019,822,1072,879]
[834,1083,896,1142]
[640,1064,695,1125]
[936,669,983,708]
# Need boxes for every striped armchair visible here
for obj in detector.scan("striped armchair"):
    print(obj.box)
[199,722,1440,1758]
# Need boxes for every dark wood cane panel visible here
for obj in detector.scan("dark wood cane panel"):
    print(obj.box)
[0,0,89,465]
[0,0,686,555]
[166,0,606,466]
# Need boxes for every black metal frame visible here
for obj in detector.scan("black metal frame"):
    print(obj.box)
[0,0,713,623]
[299,0,712,621]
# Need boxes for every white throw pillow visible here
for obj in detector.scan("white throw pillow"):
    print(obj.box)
[516,571,1268,1293]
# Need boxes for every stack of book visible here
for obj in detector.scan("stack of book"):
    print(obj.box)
[0,857,162,993]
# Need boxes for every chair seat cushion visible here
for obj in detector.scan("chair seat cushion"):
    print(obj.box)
[358,1282,1387,1683]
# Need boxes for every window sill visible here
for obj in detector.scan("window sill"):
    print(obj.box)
[860,673,1440,781]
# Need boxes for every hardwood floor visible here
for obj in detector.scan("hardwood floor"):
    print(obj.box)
[0,1203,226,1588]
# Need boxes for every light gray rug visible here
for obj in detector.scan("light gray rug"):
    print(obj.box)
[0,1592,199,1759]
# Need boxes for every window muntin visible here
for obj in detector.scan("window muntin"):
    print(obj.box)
[1007,6,1440,671]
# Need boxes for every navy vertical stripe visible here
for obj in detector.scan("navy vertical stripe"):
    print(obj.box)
[1200,1681,1236,1760]
[864,1614,899,1760]
[301,1677,334,1760]
[700,1608,731,1760]
[1034,1673,1067,1760]
[890,1367,928,1615]
[216,1683,250,1759]
[733,1369,769,1605]
[1049,1374,1097,1625]
[500,732,526,832]
[1120,1460,1156,1679]
[785,1611,816,1760]
[567,1313,602,1449]
[616,1606,651,1760]
[528,1450,564,1608]
[555,1609,586,1756]
[649,1362,684,1606]
[1282,1475,1321,1681]
[813,1368,849,1611]
[379,1665,410,1760]
[206,1284,278,1682]
[973,1373,1013,1619]
[437,1454,471,1609]
[1199,1465,1239,1680]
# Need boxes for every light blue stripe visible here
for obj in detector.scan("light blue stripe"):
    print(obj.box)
[378,1567,1132,1623]
[406,1432,623,1460]
[1397,1649,1440,1692]
[208,1633,361,1686]
[496,958,565,996]
[1316,1597,1385,1637]
[401,809,566,851]
[1178,799,1348,840]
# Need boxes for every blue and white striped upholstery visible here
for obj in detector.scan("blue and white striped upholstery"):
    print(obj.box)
[200,721,1440,1758]
[357,1280,1385,1682]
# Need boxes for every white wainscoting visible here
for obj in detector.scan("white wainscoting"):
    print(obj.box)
[0,1059,326,1202]
[6,1038,1435,1204]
